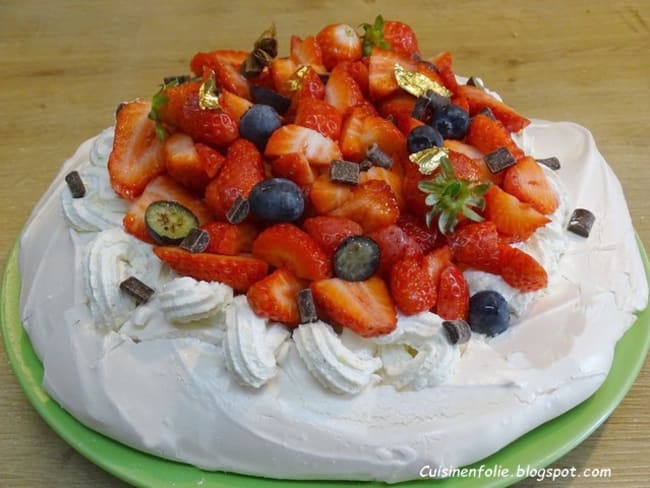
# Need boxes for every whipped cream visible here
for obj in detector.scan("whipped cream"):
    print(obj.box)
[158,277,233,324]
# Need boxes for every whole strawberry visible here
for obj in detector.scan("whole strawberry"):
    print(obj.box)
[316,23,362,70]
[361,15,420,58]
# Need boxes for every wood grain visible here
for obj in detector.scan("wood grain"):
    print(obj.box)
[1,1,648,486]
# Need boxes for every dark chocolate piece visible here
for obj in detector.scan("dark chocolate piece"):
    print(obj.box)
[180,228,211,253]
[318,72,331,85]
[297,288,318,323]
[478,107,496,120]
[329,160,360,185]
[536,156,561,170]
[365,143,394,169]
[163,74,191,85]
[442,319,472,345]
[120,276,155,305]
[411,95,431,120]
[484,147,516,173]
[65,171,86,198]
[226,195,250,224]
[567,208,595,238]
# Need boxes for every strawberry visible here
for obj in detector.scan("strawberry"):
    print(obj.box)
[289,35,326,73]
[339,60,370,97]
[447,221,500,273]
[436,265,469,320]
[264,124,342,168]
[394,113,426,137]
[123,175,213,242]
[303,216,363,257]
[316,23,362,70]
[390,256,437,314]
[465,113,525,162]
[359,166,405,209]
[484,185,550,241]
[204,139,265,219]
[446,150,484,182]
[397,213,444,253]
[220,89,254,123]
[153,247,268,293]
[252,223,332,281]
[498,242,548,291]
[190,50,248,75]
[309,174,354,214]
[310,276,397,337]
[108,99,165,199]
[156,82,200,130]
[270,152,315,187]
[289,66,326,106]
[457,84,530,133]
[294,98,342,140]
[247,267,307,326]
[422,245,453,284]
[430,51,459,93]
[178,90,239,148]
[444,139,503,185]
[443,139,484,159]
[195,143,226,179]
[270,57,298,97]
[377,92,417,120]
[328,179,400,232]
[369,224,422,276]
[361,15,419,58]
[367,47,416,100]
[324,63,366,116]
[210,57,251,99]
[401,161,429,218]
[202,221,258,255]
[340,113,406,162]
[503,156,559,214]
[163,133,211,193]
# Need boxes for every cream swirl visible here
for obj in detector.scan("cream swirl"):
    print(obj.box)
[223,296,290,388]
[84,228,162,330]
[293,321,382,395]
[89,127,115,166]
[157,277,233,324]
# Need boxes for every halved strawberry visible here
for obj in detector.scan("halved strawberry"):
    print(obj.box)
[270,152,315,187]
[123,175,213,242]
[503,156,559,214]
[265,124,342,168]
[430,51,459,93]
[204,139,265,219]
[210,57,250,99]
[156,82,200,129]
[339,60,370,97]
[359,166,405,209]
[436,264,469,320]
[163,133,211,193]
[310,276,397,337]
[401,161,429,218]
[289,66,326,109]
[447,221,500,273]
[247,267,307,326]
[316,23,362,71]
[397,213,444,253]
[394,113,426,137]
[377,92,417,120]
[390,255,437,315]
[367,47,415,100]
[446,150,484,182]
[484,185,550,241]
[202,221,258,255]
[309,174,354,214]
[290,35,326,73]
[108,99,165,199]
[324,63,366,116]
[328,180,400,232]
[220,89,254,123]
[190,50,248,75]
[465,113,525,162]
[457,84,530,133]
[195,143,226,179]
[295,98,342,140]
[270,57,298,97]
[498,242,548,291]
[153,247,268,292]
[252,223,332,281]
[340,113,406,162]
[303,216,363,258]
[178,91,239,148]
[422,245,453,285]
[369,224,422,276]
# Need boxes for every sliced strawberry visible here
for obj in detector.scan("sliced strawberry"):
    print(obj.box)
[247,267,307,326]
[377,92,416,120]
[295,98,342,140]
[310,276,397,337]
[397,213,444,253]
[270,152,315,187]
[316,24,362,71]
[324,63,366,116]
[303,216,364,257]
[210,58,250,99]
[503,156,559,214]
[220,89,254,123]
[457,84,530,133]
[153,247,268,292]
[309,174,354,214]
[340,113,406,162]
[270,57,298,97]
[465,113,525,162]
[498,242,548,291]
[436,264,469,320]
[394,113,426,137]
[339,60,370,97]
[328,180,400,232]
[484,185,550,241]
[430,51,459,93]
[163,133,211,193]
[190,50,248,75]
[202,221,258,255]
[390,255,437,315]
[204,139,265,219]
[422,245,453,284]
[447,221,500,273]
[252,223,332,281]
[289,66,326,109]
[359,166,405,209]
[367,47,416,100]
[290,35,326,73]
[179,91,239,148]
[108,99,165,199]
[195,143,225,179]
[265,124,342,168]
[368,224,422,276]
[123,175,213,242]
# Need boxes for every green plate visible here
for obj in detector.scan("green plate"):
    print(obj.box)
[2,239,650,488]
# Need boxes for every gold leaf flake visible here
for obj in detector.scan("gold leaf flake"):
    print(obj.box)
[285,65,311,92]
[394,64,453,98]
[409,146,450,175]
[198,73,222,110]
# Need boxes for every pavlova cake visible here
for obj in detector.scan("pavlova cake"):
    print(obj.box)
[18,16,648,483]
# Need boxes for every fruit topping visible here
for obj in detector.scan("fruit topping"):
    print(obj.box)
[250,85,291,115]
[303,216,364,258]
[468,290,510,336]
[503,156,559,214]
[328,179,400,232]
[484,186,549,241]
[407,125,444,154]
[163,132,212,193]
[456,84,530,133]
[497,242,548,291]
[247,267,307,326]
[239,104,282,151]
[484,147,516,174]
[567,208,596,238]
[179,227,210,253]
[333,235,381,281]
[202,221,258,255]
[436,264,469,320]
[145,200,199,245]
[248,178,305,222]
[65,171,86,198]
[316,23,362,71]
[390,255,437,315]
[119,276,155,305]
[270,152,315,187]
[265,124,342,167]
[430,104,470,140]
[442,319,472,345]
[297,288,319,323]
[329,160,360,185]
[361,15,419,58]
[465,113,524,161]
[447,221,500,273]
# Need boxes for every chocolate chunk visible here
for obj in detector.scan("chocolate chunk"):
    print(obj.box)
[466,76,485,90]
[536,156,561,170]
[411,95,431,120]
[318,72,331,85]
[365,143,394,169]
[179,228,210,253]
[297,288,318,323]
[329,160,360,185]
[358,158,373,172]
[478,107,496,120]
[226,195,250,224]
[567,208,595,238]
[120,276,155,305]
[442,319,472,345]
[484,147,516,173]
[163,74,191,85]
[65,171,86,198]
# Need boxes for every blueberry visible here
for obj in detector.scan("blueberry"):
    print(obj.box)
[407,125,444,154]
[430,104,470,140]
[239,104,282,151]
[250,86,290,115]
[248,178,304,222]
[468,290,510,336]
[333,236,380,281]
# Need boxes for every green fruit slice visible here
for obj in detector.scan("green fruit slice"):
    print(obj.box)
[145,200,199,245]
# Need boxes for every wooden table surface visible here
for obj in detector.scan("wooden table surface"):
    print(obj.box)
[1,1,649,486]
